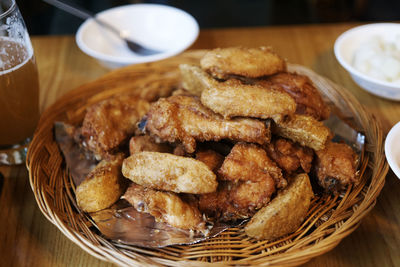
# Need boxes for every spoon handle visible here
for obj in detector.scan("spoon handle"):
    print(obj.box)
[43,0,122,38]
[42,0,94,20]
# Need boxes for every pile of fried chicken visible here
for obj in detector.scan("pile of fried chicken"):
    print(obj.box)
[71,47,359,239]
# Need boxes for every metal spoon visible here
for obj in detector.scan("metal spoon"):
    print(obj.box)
[43,0,161,56]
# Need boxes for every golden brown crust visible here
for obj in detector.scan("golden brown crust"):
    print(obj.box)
[266,138,314,175]
[76,154,125,213]
[315,141,358,192]
[245,173,313,240]
[129,135,172,155]
[195,149,224,173]
[274,114,332,151]
[122,151,218,194]
[80,94,150,159]
[179,64,215,96]
[198,178,276,221]
[198,143,285,221]
[200,79,296,122]
[219,143,286,188]
[200,46,286,79]
[259,72,330,121]
[145,95,271,153]
[123,183,205,231]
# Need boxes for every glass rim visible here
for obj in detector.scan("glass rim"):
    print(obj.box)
[0,0,16,20]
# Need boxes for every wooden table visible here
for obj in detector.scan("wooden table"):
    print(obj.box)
[1,23,400,266]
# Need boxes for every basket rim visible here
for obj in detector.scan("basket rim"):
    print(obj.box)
[27,50,389,266]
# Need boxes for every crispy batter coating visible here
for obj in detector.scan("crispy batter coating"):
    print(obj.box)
[219,143,286,188]
[200,46,286,79]
[144,95,271,153]
[259,72,330,121]
[197,184,229,219]
[266,138,314,175]
[198,143,286,221]
[122,151,218,194]
[315,141,358,193]
[274,114,332,151]
[76,154,125,212]
[198,178,276,221]
[80,94,150,159]
[245,173,313,240]
[200,79,296,122]
[129,135,172,155]
[179,64,215,96]
[195,149,224,173]
[122,183,205,231]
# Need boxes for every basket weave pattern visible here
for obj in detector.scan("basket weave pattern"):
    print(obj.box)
[27,51,388,266]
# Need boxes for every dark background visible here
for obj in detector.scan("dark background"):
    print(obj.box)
[17,0,400,35]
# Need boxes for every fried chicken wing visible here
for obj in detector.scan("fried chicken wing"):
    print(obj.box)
[195,149,224,173]
[144,95,271,153]
[200,79,296,122]
[266,138,314,175]
[245,173,313,240]
[129,135,172,155]
[198,143,286,221]
[179,64,215,96]
[219,143,286,188]
[122,151,218,194]
[80,94,150,159]
[76,154,126,212]
[200,46,286,79]
[274,114,332,151]
[315,141,358,193]
[258,72,330,120]
[198,179,276,221]
[122,183,205,231]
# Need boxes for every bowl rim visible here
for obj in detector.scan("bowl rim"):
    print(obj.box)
[385,121,400,179]
[334,22,400,89]
[75,3,199,65]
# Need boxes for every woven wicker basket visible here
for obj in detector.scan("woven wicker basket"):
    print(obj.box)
[27,50,388,266]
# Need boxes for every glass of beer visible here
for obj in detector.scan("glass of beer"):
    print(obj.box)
[0,0,40,165]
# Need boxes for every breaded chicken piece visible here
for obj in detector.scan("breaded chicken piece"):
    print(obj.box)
[179,64,216,96]
[200,46,286,79]
[122,151,218,194]
[219,143,286,189]
[274,114,332,151]
[144,95,271,153]
[200,79,296,122]
[129,135,172,155]
[180,64,296,121]
[266,138,314,175]
[315,141,358,193]
[198,143,286,221]
[258,72,330,121]
[198,178,276,221]
[245,173,313,240]
[122,183,205,231]
[76,154,125,212]
[80,94,150,159]
[195,149,224,173]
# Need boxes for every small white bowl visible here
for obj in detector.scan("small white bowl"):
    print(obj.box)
[76,4,199,69]
[385,121,400,179]
[334,23,400,100]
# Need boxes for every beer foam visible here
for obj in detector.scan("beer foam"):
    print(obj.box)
[0,37,33,75]
[0,47,6,69]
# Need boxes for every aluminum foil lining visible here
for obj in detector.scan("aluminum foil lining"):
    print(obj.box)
[54,115,365,248]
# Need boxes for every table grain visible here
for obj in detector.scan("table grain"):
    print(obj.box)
[1,23,400,266]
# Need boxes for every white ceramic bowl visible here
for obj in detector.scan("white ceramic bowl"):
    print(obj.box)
[334,23,400,100]
[76,4,199,69]
[385,121,400,179]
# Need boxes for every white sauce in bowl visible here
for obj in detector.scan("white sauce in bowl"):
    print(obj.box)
[352,35,400,84]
